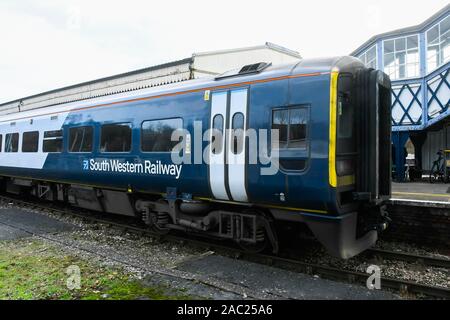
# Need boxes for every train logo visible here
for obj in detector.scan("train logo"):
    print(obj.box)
[83,158,183,179]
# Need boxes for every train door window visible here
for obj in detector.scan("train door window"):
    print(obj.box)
[272,107,308,149]
[22,131,39,152]
[0,134,2,152]
[5,133,19,152]
[212,114,224,154]
[141,118,183,152]
[43,130,63,153]
[69,126,93,152]
[101,123,132,153]
[231,112,245,155]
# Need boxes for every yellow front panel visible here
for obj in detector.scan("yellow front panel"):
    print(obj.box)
[329,72,339,188]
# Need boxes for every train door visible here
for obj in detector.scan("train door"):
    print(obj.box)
[209,89,249,202]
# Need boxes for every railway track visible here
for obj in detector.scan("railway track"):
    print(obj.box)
[366,248,450,269]
[0,194,449,299]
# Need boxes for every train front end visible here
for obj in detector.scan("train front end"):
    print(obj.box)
[306,58,392,259]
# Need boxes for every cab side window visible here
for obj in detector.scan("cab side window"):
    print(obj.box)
[272,107,308,149]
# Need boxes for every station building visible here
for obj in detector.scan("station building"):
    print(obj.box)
[351,4,450,181]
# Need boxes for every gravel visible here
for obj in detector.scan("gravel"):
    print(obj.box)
[297,241,450,291]
[375,240,450,260]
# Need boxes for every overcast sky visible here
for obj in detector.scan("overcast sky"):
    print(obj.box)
[0,0,448,102]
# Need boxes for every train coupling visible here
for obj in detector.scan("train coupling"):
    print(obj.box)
[367,206,391,233]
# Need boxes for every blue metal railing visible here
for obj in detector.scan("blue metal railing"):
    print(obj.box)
[392,61,449,131]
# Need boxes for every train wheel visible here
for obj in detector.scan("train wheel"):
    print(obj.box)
[238,228,268,254]
[149,212,171,235]
[148,200,171,235]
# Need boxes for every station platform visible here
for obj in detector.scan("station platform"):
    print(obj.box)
[387,182,450,247]
[392,182,450,204]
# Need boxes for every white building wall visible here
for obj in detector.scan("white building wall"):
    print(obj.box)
[192,46,301,78]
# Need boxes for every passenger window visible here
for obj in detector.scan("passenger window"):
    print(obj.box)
[22,131,39,152]
[288,108,308,149]
[0,134,2,152]
[272,107,308,149]
[231,112,245,155]
[43,130,63,153]
[69,126,93,152]
[212,114,224,154]
[5,133,19,152]
[101,123,132,152]
[141,118,183,152]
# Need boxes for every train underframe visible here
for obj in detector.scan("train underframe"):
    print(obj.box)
[0,176,389,258]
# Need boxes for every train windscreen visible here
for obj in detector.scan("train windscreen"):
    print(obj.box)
[336,74,356,178]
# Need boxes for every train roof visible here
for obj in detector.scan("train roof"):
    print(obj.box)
[0,56,361,124]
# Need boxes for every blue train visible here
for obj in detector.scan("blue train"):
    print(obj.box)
[0,57,392,258]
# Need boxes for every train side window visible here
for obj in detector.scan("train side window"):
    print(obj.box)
[0,134,2,152]
[231,112,245,155]
[212,114,224,154]
[289,108,308,149]
[272,107,308,149]
[272,110,288,148]
[43,130,63,153]
[5,133,19,152]
[101,123,132,153]
[141,118,183,152]
[22,131,39,152]
[69,126,93,153]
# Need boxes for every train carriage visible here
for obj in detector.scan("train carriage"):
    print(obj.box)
[0,56,391,258]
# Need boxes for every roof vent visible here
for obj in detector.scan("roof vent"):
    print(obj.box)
[239,62,270,74]
[216,62,272,80]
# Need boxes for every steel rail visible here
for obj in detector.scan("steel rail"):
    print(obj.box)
[366,248,450,269]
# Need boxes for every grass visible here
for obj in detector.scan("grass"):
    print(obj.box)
[0,239,195,300]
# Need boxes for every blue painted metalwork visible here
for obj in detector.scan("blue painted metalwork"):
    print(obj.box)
[391,63,449,132]
[392,131,410,182]
[391,83,423,126]
[419,32,427,78]
[376,39,383,72]
[427,67,450,122]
